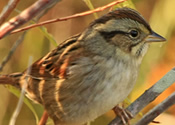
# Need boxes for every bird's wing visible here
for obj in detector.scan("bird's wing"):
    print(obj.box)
[25,34,81,79]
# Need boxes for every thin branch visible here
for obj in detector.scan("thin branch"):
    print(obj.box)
[135,92,175,125]
[0,0,61,39]
[38,111,49,125]
[0,31,26,71]
[108,67,175,125]
[9,56,33,125]
[0,0,20,25]
[0,0,60,72]
[10,0,127,35]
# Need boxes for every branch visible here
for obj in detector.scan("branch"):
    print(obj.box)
[135,92,175,125]
[0,0,61,39]
[0,0,60,124]
[0,0,20,25]
[38,111,49,125]
[10,0,127,35]
[0,0,60,72]
[108,67,175,125]
[9,56,33,125]
[0,31,26,71]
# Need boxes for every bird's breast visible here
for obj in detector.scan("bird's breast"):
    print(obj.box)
[87,57,138,117]
[40,56,139,125]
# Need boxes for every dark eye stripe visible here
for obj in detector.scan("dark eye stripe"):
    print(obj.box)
[100,30,142,52]
[100,31,127,41]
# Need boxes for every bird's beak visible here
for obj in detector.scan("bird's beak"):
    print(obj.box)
[145,31,166,42]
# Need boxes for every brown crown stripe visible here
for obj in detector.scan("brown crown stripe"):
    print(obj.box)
[90,7,152,32]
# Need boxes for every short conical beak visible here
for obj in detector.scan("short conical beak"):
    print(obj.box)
[145,31,166,42]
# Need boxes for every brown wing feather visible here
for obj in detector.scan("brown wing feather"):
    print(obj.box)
[24,34,81,79]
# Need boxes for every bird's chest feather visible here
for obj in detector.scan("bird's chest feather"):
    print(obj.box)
[55,56,138,124]
[88,57,138,114]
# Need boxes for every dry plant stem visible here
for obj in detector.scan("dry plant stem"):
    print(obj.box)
[1,1,59,124]
[0,0,20,25]
[10,0,127,35]
[9,56,33,125]
[0,0,59,71]
[108,67,175,125]
[135,92,175,125]
[38,111,49,125]
[0,31,26,71]
[0,0,61,39]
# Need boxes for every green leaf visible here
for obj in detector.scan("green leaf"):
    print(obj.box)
[29,20,58,47]
[7,86,39,124]
[38,26,58,46]
[112,0,136,10]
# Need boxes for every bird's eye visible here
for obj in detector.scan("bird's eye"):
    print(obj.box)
[129,29,139,38]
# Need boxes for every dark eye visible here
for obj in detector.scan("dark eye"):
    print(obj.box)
[129,29,139,38]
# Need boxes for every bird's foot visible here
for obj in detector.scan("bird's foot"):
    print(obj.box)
[113,105,133,125]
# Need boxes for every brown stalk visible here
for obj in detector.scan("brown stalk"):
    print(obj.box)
[0,0,20,25]
[11,0,127,35]
[0,0,61,39]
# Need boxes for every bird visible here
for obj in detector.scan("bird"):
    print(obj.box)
[0,7,166,125]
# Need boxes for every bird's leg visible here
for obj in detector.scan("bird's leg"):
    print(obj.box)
[113,105,133,125]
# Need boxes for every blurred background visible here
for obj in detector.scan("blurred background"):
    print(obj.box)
[0,0,175,125]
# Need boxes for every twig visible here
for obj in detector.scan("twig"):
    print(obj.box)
[0,0,20,25]
[83,0,98,19]
[0,0,60,72]
[108,67,175,125]
[0,31,26,71]
[0,0,61,39]
[1,0,59,123]
[10,0,127,35]
[135,92,175,125]
[9,56,33,125]
[38,111,49,125]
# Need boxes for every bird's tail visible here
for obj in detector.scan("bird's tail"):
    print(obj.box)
[0,72,22,88]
